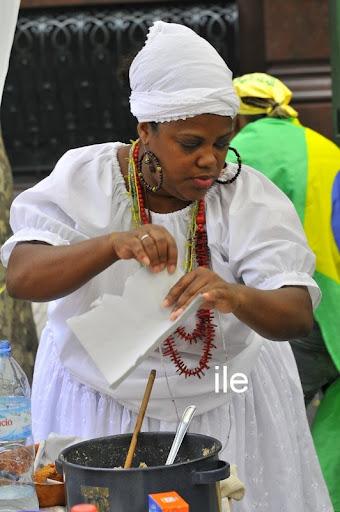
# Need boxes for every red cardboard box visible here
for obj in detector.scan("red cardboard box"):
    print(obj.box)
[148,491,189,511]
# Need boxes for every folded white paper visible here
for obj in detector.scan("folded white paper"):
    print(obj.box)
[67,267,203,389]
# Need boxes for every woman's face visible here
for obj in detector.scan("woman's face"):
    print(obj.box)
[137,114,233,204]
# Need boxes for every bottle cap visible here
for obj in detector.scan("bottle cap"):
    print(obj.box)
[0,340,11,354]
[70,506,98,512]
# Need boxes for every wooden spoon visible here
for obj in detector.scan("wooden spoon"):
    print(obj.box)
[123,369,156,469]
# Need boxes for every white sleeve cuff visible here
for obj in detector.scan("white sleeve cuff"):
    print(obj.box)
[1,229,70,267]
[257,272,321,309]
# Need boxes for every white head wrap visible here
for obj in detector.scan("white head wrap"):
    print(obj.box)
[129,21,239,123]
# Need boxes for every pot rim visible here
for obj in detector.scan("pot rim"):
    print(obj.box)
[58,431,222,473]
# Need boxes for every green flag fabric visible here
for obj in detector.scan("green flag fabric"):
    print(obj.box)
[312,379,340,511]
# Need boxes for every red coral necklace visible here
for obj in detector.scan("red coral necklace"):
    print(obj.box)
[128,140,216,378]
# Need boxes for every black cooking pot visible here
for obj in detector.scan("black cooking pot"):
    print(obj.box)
[56,432,229,512]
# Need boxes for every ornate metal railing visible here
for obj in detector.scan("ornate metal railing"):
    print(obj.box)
[1,2,238,183]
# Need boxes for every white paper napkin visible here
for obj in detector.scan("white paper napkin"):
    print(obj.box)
[36,433,85,466]
[67,267,202,389]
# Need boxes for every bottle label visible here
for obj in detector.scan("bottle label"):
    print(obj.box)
[0,396,32,441]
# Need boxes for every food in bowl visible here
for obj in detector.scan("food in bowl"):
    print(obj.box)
[34,463,63,483]
[34,463,65,507]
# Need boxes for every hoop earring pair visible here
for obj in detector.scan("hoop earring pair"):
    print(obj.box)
[138,147,163,193]
[217,147,242,184]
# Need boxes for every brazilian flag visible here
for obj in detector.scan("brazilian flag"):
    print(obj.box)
[228,116,340,509]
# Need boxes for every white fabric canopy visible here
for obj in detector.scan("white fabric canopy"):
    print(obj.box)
[0,0,20,105]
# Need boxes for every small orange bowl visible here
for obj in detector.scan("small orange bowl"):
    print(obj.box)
[35,480,66,508]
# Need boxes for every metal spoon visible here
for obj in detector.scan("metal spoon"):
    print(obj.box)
[165,405,196,465]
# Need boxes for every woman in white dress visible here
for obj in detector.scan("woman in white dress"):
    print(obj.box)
[1,21,332,511]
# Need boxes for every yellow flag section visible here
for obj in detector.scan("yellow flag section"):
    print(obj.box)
[304,127,340,370]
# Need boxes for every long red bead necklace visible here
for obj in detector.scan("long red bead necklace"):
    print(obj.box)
[129,140,216,378]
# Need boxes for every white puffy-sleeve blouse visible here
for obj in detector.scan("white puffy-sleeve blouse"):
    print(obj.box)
[1,142,319,419]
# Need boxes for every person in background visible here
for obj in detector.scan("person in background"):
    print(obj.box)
[1,24,332,511]
[228,71,340,510]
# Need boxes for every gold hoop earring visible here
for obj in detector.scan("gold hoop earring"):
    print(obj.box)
[138,149,163,192]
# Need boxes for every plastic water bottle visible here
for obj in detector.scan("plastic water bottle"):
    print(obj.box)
[0,340,39,512]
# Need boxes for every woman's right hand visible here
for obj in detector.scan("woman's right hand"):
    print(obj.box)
[110,225,178,273]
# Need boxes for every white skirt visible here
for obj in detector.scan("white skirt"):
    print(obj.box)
[32,329,333,512]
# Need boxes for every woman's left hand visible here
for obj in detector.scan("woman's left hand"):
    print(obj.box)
[163,267,240,320]
[163,267,314,341]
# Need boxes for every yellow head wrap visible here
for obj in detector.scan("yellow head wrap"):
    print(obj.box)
[233,72,298,118]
